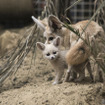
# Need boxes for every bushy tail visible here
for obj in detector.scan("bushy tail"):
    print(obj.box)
[66,41,90,66]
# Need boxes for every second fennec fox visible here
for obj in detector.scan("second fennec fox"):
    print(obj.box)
[36,37,93,84]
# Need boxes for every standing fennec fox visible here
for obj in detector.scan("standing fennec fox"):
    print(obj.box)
[36,37,93,84]
[36,37,68,84]
[32,15,104,82]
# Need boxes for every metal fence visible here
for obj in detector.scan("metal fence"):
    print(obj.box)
[70,0,94,23]
[33,0,94,23]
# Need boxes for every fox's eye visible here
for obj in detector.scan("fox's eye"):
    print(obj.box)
[53,52,56,54]
[49,37,54,41]
[46,53,50,56]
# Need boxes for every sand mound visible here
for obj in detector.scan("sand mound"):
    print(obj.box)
[0,27,104,105]
[0,31,19,56]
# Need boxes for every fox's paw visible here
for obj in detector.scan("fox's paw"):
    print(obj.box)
[52,81,58,85]
[64,78,69,82]
[64,77,74,82]
[52,81,62,85]
[69,77,74,82]
[74,77,84,82]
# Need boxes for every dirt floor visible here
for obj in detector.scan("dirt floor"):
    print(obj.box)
[0,25,104,105]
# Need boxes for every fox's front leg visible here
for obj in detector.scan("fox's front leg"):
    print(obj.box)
[53,69,64,85]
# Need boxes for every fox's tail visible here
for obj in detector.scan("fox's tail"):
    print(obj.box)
[66,41,90,66]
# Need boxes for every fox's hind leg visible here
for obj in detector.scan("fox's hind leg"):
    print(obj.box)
[97,64,103,82]
[69,69,77,82]
[86,60,94,82]
[64,66,77,82]
[74,68,85,82]
[64,66,72,82]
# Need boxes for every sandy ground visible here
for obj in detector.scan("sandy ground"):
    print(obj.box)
[0,25,104,105]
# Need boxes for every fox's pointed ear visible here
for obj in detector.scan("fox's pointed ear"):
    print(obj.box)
[31,16,45,31]
[36,42,45,51]
[53,36,61,47]
[48,15,62,32]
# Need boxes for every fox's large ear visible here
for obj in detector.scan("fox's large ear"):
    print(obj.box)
[31,16,45,31]
[48,15,62,32]
[53,36,61,47]
[36,42,45,51]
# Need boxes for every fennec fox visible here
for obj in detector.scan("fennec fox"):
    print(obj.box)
[36,37,68,84]
[32,15,104,82]
[36,37,93,84]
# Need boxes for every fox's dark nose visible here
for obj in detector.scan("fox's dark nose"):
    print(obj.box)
[51,57,54,60]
